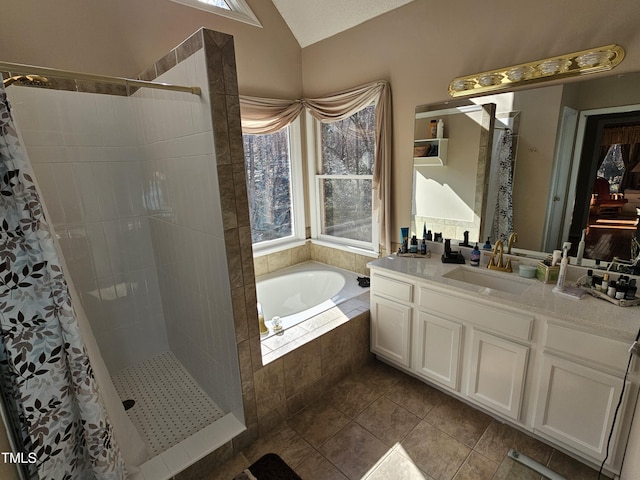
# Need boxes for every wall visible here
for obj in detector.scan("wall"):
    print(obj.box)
[139,45,242,413]
[300,0,640,247]
[252,242,373,277]
[7,85,170,373]
[0,0,302,99]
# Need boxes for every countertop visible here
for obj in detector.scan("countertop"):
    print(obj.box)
[368,250,640,341]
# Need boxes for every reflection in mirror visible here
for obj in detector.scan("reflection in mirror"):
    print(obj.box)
[412,71,640,264]
[411,103,495,243]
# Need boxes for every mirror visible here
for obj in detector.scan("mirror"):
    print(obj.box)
[412,71,640,263]
[411,103,495,243]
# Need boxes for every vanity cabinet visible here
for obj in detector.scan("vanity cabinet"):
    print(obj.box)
[412,310,462,390]
[368,261,638,475]
[370,273,413,368]
[533,354,628,463]
[532,322,634,466]
[467,329,529,420]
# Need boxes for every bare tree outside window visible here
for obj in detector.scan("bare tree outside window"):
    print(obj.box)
[243,128,294,243]
[319,104,376,243]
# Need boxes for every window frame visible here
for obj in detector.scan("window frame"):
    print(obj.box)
[167,0,262,27]
[244,117,306,256]
[305,108,380,255]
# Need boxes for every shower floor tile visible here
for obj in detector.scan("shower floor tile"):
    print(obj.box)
[111,351,225,456]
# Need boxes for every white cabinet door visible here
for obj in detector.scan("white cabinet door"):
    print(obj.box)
[370,294,412,367]
[412,310,462,390]
[467,329,529,420]
[534,354,628,463]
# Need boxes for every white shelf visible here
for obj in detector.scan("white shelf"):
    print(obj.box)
[413,138,448,166]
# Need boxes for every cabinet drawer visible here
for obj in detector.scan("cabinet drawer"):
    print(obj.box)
[545,323,631,371]
[418,286,533,341]
[371,274,413,303]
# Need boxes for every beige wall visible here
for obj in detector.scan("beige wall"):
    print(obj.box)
[1,0,302,98]
[301,0,640,245]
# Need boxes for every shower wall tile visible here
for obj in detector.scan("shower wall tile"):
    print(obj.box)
[7,83,171,374]
[72,163,102,222]
[31,164,65,224]
[22,145,68,164]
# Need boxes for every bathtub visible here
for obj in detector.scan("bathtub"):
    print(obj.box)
[256,261,368,335]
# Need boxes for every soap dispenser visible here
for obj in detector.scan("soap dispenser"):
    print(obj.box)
[470,243,481,267]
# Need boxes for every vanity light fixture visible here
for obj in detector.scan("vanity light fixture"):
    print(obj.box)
[448,44,625,97]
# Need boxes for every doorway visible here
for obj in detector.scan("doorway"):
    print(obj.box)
[568,110,640,262]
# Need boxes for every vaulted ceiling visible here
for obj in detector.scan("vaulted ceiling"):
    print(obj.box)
[271,0,416,48]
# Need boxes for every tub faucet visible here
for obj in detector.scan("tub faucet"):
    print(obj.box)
[507,232,518,254]
[488,239,512,272]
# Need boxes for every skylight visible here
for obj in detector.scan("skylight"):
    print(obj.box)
[168,0,262,27]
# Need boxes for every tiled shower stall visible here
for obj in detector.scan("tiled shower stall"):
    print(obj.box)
[6,29,246,462]
[5,28,373,477]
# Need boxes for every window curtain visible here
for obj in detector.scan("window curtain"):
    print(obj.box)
[239,80,392,254]
[0,87,127,479]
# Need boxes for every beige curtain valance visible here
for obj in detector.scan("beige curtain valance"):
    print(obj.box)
[602,125,640,146]
[239,80,392,255]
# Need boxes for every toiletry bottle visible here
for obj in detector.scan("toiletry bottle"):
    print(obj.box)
[421,238,427,255]
[423,224,427,240]
[483,237,492,250]
[576,229,586,266]
[426,230,433,241]
[430,119,437,138]
[410,235,418,254]
[470,243,481,267]
[601,273,609,292]
[607,280,617,298]
[258,303,268,335]
[586,269,593,287]
[436,119,444,139]
[625,279,637,299]
[555,246,569,291]
[615,278,627,300]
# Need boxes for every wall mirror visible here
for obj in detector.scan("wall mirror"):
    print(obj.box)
[411,103,495,244]
[412,70,640,264]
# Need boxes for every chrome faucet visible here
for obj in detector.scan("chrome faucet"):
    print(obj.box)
[487,239,512,272]
[507,232,518,254]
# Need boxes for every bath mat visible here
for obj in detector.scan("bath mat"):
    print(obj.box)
[233,453,302,480]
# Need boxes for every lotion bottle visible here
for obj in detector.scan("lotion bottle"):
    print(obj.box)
[436,119,444,139]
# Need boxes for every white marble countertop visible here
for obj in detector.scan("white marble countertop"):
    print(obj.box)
[368,248,640,341]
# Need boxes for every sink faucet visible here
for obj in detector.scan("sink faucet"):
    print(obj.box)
[487,239,512,272]
[507,232,518,254]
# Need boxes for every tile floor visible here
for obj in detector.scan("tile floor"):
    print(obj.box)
[206,359,610,480]
[112,352,226,455]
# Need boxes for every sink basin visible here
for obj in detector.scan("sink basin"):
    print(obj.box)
[442,266,534,295]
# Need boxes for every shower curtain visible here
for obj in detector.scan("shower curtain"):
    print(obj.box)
[0,86,127,479]
[491,128,514,242]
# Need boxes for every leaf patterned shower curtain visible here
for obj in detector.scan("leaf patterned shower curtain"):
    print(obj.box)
[0,87,126,479]
[491,128,514,243]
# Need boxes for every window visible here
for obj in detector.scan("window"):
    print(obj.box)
[308,104,378,252]
[598,144,625,193]
[168,0,262,27]
[243,120,304,251]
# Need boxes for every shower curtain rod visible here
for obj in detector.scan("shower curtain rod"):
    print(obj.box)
[0,61,201,96]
